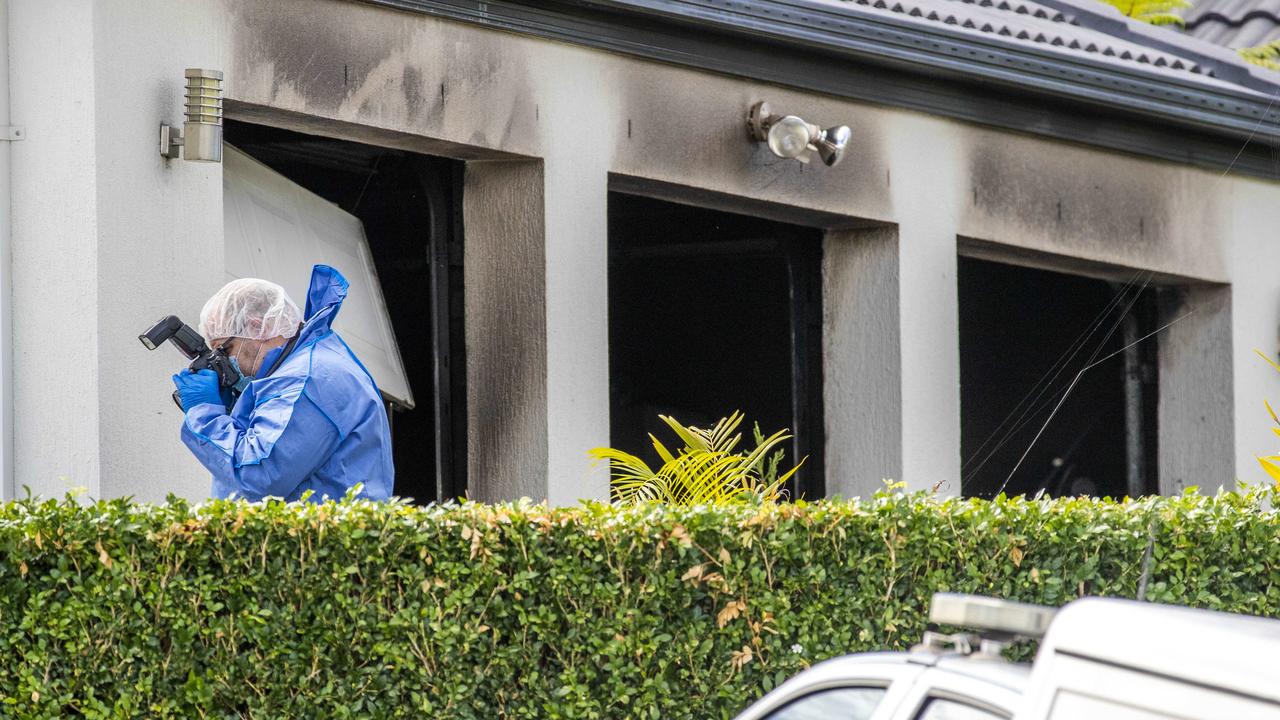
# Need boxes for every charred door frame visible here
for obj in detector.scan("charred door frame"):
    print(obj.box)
[414,159,469,502]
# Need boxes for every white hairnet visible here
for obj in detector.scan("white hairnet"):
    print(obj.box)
[199,278,302,342]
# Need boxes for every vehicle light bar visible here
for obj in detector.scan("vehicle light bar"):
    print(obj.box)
[929,593,1056,639]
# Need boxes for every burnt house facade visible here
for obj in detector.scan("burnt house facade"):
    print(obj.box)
[2,0,1279,503]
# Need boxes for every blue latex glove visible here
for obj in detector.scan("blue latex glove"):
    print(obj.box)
[172,369,223,412]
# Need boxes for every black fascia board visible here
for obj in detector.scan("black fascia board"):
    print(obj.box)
[358,0,1280,179]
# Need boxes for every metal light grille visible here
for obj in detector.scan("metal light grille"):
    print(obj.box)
[184,69,223,127]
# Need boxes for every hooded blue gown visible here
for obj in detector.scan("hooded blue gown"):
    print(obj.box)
[181,265,394,502]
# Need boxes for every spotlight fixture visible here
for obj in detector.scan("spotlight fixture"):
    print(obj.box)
[747,101,851,167]
[160,68,224,163]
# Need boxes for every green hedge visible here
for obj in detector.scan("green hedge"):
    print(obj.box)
[2,488,1278,719]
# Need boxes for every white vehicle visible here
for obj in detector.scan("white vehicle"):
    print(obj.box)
[734,594,1280,719]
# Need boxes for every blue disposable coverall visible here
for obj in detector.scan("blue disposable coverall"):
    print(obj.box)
[180,265,394,502]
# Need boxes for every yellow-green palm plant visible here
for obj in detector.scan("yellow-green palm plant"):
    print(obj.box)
[588,411,805,505]
[1098,0,1191,26]
[1256,350,1280,484]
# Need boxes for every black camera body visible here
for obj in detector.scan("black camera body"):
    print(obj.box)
[139,315,245,411]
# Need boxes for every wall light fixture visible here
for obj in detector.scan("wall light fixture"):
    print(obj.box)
[160,68,224,163]
[748,101,851,167]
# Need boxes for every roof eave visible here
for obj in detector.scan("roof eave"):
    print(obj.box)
[593,0,1280,143]
[356,0,1280,179]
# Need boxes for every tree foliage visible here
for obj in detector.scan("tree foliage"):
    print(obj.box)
[1097,0,1191,26]
[1240,41,1280,71]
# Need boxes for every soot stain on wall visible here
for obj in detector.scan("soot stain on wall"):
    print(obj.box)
[230,0,536,154]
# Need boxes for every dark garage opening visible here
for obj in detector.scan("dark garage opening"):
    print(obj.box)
[959,256,1159,499]
[224,120,466,504]
[608,192,824,499]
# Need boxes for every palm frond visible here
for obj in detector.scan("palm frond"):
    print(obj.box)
[1257,352,1280,487]
[706,411,745,453]
[660,415,711,453]
[649,433,677,465]
[591,412,807,506]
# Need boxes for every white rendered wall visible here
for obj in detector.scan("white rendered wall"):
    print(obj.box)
[464,161,549,502]
[1231,178,1280,488]
[1160,285,1234,494]
[533,64,614,506]
[9,0,226,502]
[91,2,226,503]
[9,0,102,499]
[886,115,965,494]
[0,0,12,502]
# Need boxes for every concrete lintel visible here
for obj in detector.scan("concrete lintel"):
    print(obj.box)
[958,236,1223,286]
[610,174,887,231]
[226,101,530,163]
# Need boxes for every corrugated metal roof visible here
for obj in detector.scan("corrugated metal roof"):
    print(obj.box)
[1185,0,1280,49]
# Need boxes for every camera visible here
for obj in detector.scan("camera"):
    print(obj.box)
[139,315,248,411]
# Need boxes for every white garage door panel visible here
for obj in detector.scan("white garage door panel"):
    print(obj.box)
[222,144,414,408]
[223,183,258,279]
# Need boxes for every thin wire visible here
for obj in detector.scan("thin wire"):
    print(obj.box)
[964,273,1150,487]
[994,309,1195,498]
[962,271,1147,478]
[961,271,1142,470]
[986,275,1151,496]
[1075,310,1194,372]
[351,151,385,213]
[1217,84,1280,184]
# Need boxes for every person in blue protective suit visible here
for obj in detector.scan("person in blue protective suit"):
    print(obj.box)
[171,265,394,502]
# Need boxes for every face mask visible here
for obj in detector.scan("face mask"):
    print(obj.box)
[219,355,253,411]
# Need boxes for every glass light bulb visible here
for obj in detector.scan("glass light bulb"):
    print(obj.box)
[767,116,811,159]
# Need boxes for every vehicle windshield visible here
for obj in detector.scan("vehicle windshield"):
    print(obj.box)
[762,686,887,720]
[917,697,1006,719]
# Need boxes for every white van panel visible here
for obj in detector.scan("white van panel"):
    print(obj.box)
[1023,652,1280,720]
[1047,691,1180,719]
[222,144,414,408]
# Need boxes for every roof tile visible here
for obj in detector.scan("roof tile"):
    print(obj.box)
[1185,2,1280,50]
[829,0,1214,78]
